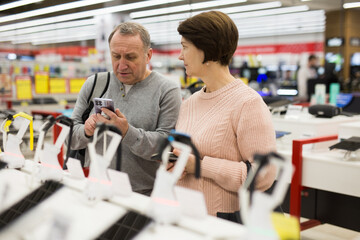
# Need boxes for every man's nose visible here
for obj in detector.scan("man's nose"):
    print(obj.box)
[118,58,128,70]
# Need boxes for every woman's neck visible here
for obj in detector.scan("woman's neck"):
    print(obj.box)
[201,64,235,93]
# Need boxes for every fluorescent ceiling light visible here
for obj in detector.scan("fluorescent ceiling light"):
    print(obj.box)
[32,34,97,45]
[0,18,96,38]
[151,25,325,45]
[10,26,96,44]
[211,1,282,15]
[0,0,184,32]
[237,21,324,33]
[229,5,309,19]
[0,0,43,11]
[238,24,324,34]
[142,21,180,31]
[149,9,324,45]
[343,2,360,8]
[130,0,246,18]
[150,22,325,41]
[238,27,325,38]
[133,1,282,24]
[0,0,114,24]
[143,10,324,35]
[133,12,190,24]
[151,35,181,44]
[232,10,324,25]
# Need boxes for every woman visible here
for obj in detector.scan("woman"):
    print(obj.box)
[173,11,277,218]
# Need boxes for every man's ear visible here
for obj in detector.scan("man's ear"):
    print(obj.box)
[146,48,153,63]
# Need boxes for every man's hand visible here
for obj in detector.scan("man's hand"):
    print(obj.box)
[84,114,99,137]
[97,108,129,137]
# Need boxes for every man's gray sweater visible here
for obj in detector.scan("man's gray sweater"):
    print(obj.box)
[70,71,182,195]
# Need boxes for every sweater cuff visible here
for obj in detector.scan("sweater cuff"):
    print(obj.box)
[79,125,91,143]
[121,124,138,146]
[201,156,220,179]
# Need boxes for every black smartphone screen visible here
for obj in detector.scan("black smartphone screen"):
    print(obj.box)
[96,210,152,240]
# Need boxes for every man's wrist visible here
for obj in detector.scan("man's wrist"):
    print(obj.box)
[84,131,92,138]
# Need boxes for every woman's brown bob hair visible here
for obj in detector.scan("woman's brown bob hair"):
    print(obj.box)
[177,11,238,66]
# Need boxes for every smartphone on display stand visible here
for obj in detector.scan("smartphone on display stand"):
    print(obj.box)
[93,98,114,119]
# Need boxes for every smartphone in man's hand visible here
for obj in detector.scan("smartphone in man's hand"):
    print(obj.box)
[93,98,114,119]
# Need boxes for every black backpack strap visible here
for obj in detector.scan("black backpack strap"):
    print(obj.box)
[87,73,98,104]
[99,72,111,98]
[81,72,110,123]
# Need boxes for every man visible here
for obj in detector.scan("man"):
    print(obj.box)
[70,22,182,195]
[297,54,319,101]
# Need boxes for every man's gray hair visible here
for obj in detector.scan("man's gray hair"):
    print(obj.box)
[108,22,151,51]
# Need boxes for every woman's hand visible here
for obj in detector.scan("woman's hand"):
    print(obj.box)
[173,148,197,178]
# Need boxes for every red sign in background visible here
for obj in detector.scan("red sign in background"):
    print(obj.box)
[153,42,324,56]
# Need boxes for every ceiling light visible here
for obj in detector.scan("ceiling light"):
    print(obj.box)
[238,24,324,34]
[142,9,323,35]
[0,0,43,11]
[130,0,246,19]
[232,10,324,25]
[229,5,309,19]
[238,26,325,38]
[146,10,324,38]
[149,21,325,41]
[0,18,96,38]
[133,1,282,24]
[233,10,325,27]
[10,26,97,44]
[151,24,325,45]
[0,0,184,32]
[212,1,282,14]
[31,34,97,45]
[343,2,360,8]
[0,0,114,24]
[148,9,324,45]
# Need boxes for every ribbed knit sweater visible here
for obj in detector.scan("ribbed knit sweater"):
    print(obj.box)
[176,79,277,216]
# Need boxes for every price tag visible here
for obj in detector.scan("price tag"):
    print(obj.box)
[66,158,85,179]
[174,186,208,219]
[107,169,132,197]
[50,78,67,94]
[35,72,49,94]
[69,78,86,93]
[15,76,32,100]
[285,105,303,119]
[300,133,315,150]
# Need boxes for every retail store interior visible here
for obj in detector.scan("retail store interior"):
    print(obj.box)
[0,0,360,239]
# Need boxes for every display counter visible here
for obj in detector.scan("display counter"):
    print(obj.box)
[274,112,360,232]
[0,160,246,240]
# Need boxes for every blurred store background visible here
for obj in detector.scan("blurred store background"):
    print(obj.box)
[0,0,359,106]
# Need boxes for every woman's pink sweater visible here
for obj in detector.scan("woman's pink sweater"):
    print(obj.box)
[176,79,277,216]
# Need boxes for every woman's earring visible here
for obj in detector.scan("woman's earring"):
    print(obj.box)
[206,62,209,66]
